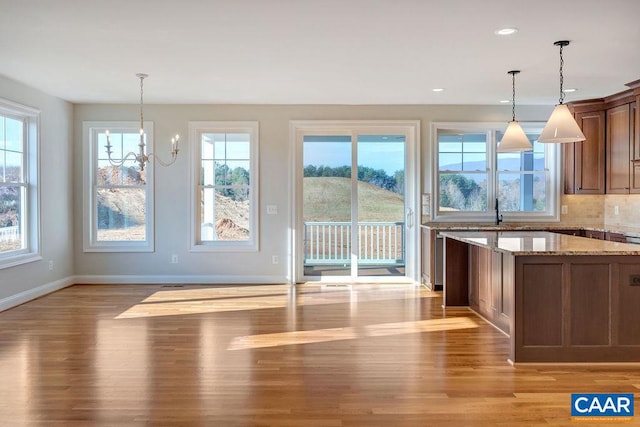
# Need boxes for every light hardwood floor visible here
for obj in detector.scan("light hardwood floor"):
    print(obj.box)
[0,283,638,426]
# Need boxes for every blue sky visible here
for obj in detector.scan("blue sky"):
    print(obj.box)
[303,139,405,175]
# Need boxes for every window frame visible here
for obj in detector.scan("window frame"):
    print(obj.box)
[431,122,560,223]
[82,121,155,252]
[189,121,259,252]
[0,98,40,269]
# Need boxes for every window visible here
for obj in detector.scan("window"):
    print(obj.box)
[496,132,549,213]
[190,122,258,251]
[0,98,40,269]
[83,122,154,252]
[438,132,488,211]
[432,123,559,222]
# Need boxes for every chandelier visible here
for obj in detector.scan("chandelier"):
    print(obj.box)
[105,73,180,171]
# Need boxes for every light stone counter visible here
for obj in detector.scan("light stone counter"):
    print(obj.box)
[438,230,640,256]
[421,223,640,239]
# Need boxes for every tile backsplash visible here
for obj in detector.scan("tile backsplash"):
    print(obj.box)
[560,195,605,226]
[604,195,640,230]
[560,194,640,231]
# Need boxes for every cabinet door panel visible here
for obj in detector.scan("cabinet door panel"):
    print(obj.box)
[491,251,502,321]
[574,111,605,194]
[606,104,631,193]
[631,103,640,193]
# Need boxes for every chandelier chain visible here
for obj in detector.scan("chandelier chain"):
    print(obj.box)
[139,75,145,131]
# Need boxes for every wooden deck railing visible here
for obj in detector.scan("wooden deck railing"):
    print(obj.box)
[304,221,404,265]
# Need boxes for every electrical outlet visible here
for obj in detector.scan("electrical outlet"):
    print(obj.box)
[48,260,54,271]
[171,254,179,264]
[614,205,620,216]
[272,255,279,264]
[561,205,568,215]
[266,205,278,215]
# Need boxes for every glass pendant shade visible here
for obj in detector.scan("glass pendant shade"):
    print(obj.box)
[538,103,586,143]
[498,120,532,152]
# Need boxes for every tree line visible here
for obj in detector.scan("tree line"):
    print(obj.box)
[439,173,545,211]
[303,165,404,195]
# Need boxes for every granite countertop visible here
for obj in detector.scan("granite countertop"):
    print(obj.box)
[438,230,640,256]
[421,223,640,238]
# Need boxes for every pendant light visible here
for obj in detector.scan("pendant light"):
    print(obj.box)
[497,70,532,152]
[538,41,586,143]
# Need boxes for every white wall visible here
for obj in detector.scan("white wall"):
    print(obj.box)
[73,103,552,283]
[0,75,74,303]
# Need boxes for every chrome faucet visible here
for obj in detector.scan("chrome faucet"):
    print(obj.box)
[495,198,503,225]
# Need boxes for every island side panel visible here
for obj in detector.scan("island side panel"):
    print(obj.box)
[514,255,640,363]
[442,237,469,306]
[570,263,611,346]
[519,262,564,347]
[617,263,640,345]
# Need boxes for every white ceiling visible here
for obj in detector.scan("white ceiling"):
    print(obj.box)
[1,0,639,105]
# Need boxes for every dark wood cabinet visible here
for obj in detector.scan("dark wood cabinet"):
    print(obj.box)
[441,232,640,362]
[605,231,627,243]
[631,102,640,193]
[606,104,632,193]
[468,245,511,334]
[605,100,639,194]
[584,229,605,239]
[553,229,583,236]
[566,79,640,195]
[564,109,605,194]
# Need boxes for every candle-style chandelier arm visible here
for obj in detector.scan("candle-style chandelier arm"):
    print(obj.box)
[147,136,180,167]
[104,130,143,166]
[103,73,181,171]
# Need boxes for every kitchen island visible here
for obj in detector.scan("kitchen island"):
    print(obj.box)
[439,230,640,363]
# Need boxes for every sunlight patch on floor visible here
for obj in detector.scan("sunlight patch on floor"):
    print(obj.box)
[227,317,480,350]
[114,285,437,319]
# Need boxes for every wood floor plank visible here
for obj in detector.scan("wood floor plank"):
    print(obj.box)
[0,283,638,426]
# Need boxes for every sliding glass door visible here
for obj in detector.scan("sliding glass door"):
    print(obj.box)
[292,121,419,283]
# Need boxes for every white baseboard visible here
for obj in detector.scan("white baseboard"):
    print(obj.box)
[0,276,75,312]
[71,274,289,285]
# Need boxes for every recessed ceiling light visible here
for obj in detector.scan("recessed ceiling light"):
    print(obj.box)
[563,88,577,93]
[432,88,444,92]
[499,99,510,104]
[494,27,518,36]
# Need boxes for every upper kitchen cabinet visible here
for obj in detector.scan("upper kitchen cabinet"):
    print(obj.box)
[606,101,639,193]
[605,81,640,194]
[632,102,640,191]
[564,101,605,194]
[565,79,640,195]
[630,80,640,192]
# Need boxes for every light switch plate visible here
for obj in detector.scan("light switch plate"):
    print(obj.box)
[266,205,278,215]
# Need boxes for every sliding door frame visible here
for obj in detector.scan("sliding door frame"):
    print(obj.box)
[289,120,420,284]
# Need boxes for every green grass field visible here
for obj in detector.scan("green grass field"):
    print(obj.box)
[303,177,404,222]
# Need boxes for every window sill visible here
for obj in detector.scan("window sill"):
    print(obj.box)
[0,252,43,270]
[83,244,154,253]
[190,242,258,253]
